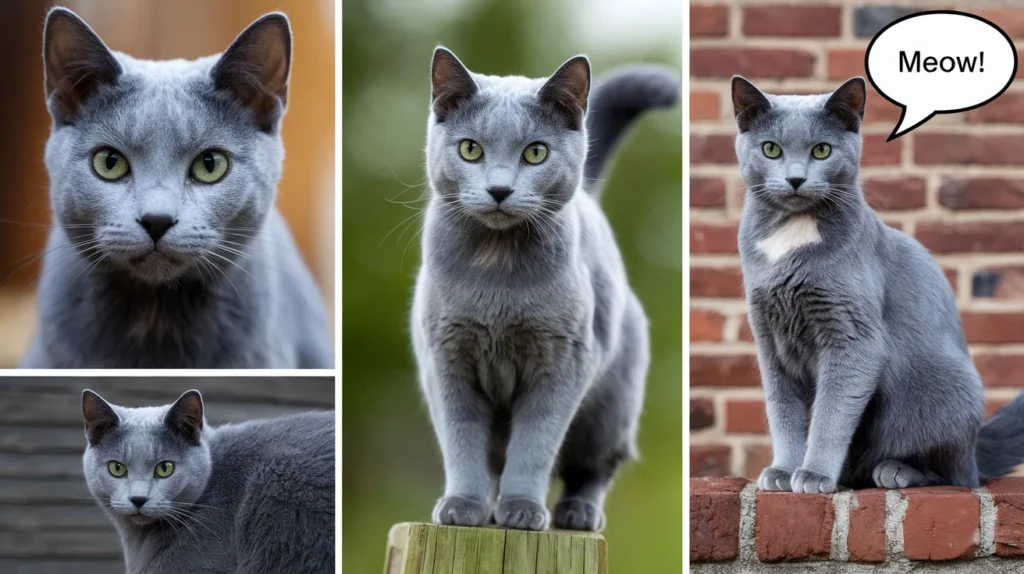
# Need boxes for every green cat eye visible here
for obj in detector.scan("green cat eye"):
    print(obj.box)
[459,139,483,162]
[108,461,127,478]
[190,150,230,184]
[92,148,130,181]
[762,142,782,159]
[154,461,175,478]
[812,143,832,160]
[522,142,548,165]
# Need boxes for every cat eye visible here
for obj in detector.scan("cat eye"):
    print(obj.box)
[190,150,230,184]
[92,148,130,181]
[458,139,483,162]
[154,461,175,478]
[812,143,832,160]
[762,142,782,159]
[108,461,127,478]
[522,142,548,165]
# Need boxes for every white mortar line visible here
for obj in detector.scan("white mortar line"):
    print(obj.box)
[739,482,758,562]
[831,490,852,561]
[976,487,997,557]
[885,489,908,561]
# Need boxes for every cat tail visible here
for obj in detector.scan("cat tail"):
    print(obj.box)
[977,391,1024,480]
[583,66,680,196]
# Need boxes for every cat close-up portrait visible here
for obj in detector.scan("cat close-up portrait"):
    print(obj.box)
[81,389,334,573]
[411,47,678,531]
[20,8,331,369]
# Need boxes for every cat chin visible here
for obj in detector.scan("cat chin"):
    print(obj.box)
[118,252,196,284]
[471,209,527,231]
[766,192,820,213]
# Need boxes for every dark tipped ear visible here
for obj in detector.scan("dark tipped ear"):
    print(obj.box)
[825,77,866,132]
[431,47,477,122]
[212,12,292,132]
[538,56,590,131]
[731,76,771,133]
[164,391,205,445]
[82,390,120,447]
[43,8,122,125]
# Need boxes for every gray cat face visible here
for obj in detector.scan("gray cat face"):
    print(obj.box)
[732,76,866,213]
[81,390,211,526]
[42,8,291,284]
[425,48,590,230]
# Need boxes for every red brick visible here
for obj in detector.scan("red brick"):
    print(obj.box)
[756,492,833,561]
[901,487,979,560]
[691,4,729,37]
[987,399,1012,419]
[690,477,747,561]
[976,267,1024,300]
[939,178,1024,210]
[967,92,1024,124]
[690,267,744,298]
[944,269,958,295]
[690,355,760,387]
[691,134,736,164]
[862,177,925,210]
[862,134,901,166]
[692,310,725,342]
[690,223,738,254]
[976,355,1024,388]
[725,399,767,434]
[917,222,1024,254]
[743,5,840,37]
[846,489,887,563]
[738,317,754,342]
[690,397,715,430]
[691,177,727,208]
[864,87,903,123]
[828,48,863,79]
[963,313,1024,344]
[915,134,1024,166]
[691,48,815,79]
[976,9,1024,38]
[987,478,1024,557]
[691,90,721,122]
[691,445,732,478]
[743,444,772,480]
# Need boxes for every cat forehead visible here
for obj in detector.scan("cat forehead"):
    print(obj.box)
[113,51,220,83]
[111,404,172,426]
[471,73,547,99]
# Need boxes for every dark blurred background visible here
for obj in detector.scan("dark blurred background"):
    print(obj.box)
[0,377,334,573]
[0,0,335,368]
[342,0,682,571]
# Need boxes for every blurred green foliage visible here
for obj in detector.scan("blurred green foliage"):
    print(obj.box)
[342,0,681,571]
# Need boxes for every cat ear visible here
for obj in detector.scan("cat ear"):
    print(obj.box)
[212,12,292,132]
[431,47,477,122]
[42,8,122,125]
[731,76,771,133]
[825,77,866,132]
[82,390,121,447]
[538,56,591,130]
[164,390,205,445]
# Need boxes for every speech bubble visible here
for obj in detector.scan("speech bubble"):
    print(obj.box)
[865,10,1018,141]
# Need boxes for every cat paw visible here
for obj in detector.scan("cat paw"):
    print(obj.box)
[872,460,927,489]
[552,497,605,531]
[791,468,838,494]
[495,496,548,531]
[432,495,489,527]
[757,467,794,491]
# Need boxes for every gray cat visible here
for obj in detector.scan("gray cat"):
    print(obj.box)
[20,8,331,368]
[411,47,677,531]
[733,75,1024,493]
[81,389,334,573]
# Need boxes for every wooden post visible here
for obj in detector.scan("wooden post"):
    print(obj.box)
[384,523,609,574]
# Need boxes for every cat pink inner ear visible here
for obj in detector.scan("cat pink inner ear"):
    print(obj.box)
[212,12,292,132]
[165,390,205,443]
[430,48,477,121]
[82,390,119,446]
[43,8,121,123]
[825,77,866,132]
[538,56,591,130]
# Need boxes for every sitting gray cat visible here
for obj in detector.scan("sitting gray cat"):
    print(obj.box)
[20,8,331,368]
[733,75,1024,493]
[82,389,334,573]
[411,47,677,531]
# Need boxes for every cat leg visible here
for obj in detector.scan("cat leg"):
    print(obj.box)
[751,333,809,491]
[872,460,928,489]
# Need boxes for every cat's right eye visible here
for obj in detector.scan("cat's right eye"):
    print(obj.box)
[92,148,130,181]
[108,461,127,478]
[762,142,782,159]
[458,139,483,162]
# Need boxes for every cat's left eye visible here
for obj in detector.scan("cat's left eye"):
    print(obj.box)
[190,150,230,184]
[812,143,832,160]
[154,461,175,478]
[523,142,548,165]
[92,148,130,181]
[108,461,127,478]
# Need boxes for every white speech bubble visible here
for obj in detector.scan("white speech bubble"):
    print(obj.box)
[866,10,1018,141]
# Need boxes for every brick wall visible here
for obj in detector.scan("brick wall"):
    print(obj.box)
[690,1,1024,480]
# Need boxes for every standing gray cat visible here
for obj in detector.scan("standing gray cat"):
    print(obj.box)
[20,8,331,368]
[734,75,1024,493]
[82,389,334,573]
[411,47,677,531]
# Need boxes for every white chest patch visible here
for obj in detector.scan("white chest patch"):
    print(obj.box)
[757,215,822,262]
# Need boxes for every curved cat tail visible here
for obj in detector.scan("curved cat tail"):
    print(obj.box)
[583,65,679,196]
[977,391,1024,481]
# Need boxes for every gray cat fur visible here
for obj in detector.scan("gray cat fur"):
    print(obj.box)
[411,47,678,531]
[81,390,334,573]
[20,8,331,368]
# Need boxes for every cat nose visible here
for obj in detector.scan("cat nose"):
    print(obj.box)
[129,496,148,509]
[787,177,806,190]
[138,214,177,243]
[487,186,513,204]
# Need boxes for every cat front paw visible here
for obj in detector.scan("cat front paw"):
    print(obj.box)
[791,468,838,494]
[495,496,548,531]
[872,460,927,489]
[757,466,793,491]
[552,497,605,531]
[432,495,489,527]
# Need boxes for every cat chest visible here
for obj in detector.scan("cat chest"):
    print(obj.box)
[748,282,829,378]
